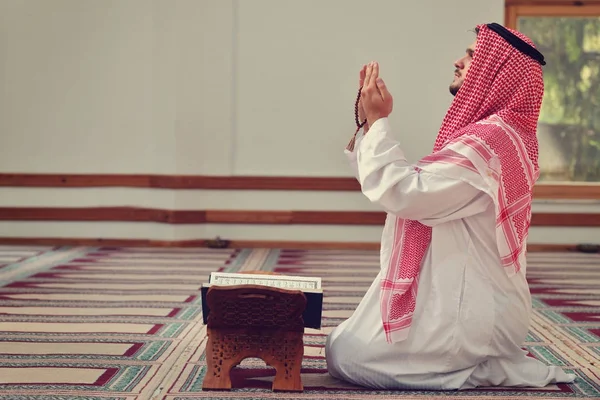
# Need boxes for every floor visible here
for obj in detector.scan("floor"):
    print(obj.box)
[0,246,598,399]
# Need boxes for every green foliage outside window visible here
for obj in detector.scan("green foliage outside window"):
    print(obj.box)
[518,16,600,182]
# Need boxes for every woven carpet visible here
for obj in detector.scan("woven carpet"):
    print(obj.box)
[0,246,598,399]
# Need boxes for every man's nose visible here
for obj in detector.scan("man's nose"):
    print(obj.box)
[454,59,463,69]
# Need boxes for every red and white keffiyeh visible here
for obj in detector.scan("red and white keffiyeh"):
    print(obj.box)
[380,24,544,343]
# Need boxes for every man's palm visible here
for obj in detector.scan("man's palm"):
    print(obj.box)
[361,62,393,126]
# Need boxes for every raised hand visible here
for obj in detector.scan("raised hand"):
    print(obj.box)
[361,62,393,126]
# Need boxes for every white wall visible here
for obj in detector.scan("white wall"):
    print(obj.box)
[232,0,498,176]
[0,0,501,175]
[0,0,173,173]
[0,0,598,245]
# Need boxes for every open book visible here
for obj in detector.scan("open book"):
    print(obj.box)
[201,272,323,329]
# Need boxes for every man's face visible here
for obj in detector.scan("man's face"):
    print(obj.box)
[449,39,477,96]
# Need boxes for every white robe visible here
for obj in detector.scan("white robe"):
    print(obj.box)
[325,118,576,390]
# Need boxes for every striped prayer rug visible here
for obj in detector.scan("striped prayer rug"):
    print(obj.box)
[0,245,252,400]
[0,246,598,399]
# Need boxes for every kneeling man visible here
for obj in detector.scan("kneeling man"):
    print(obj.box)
[326,23,576,391]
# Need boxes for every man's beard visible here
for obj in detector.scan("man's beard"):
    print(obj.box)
[449,69,461,96]
[449,84,460,96]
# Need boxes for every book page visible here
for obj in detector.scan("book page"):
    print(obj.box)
[209,272,321,290]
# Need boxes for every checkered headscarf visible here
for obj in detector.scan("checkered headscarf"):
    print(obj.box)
[380,23,544,343]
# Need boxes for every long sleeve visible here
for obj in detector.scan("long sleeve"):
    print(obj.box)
[344,131,365,180]
[354,118,492,226]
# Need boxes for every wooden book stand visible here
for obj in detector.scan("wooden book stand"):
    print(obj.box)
[202,284,307,392]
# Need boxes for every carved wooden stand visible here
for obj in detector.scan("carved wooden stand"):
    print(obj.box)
[202,284,307,392]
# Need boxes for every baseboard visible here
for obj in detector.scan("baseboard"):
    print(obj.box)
[0,207,598,227]
[0,237,581,252]
[0,237,379,250]
[525,243,579,252]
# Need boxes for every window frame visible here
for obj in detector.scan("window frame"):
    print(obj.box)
[505,0,600,199]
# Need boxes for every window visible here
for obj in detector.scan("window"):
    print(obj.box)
[506,1,600,197]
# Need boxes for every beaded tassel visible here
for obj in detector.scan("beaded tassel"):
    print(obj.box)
[347,86,367,152]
